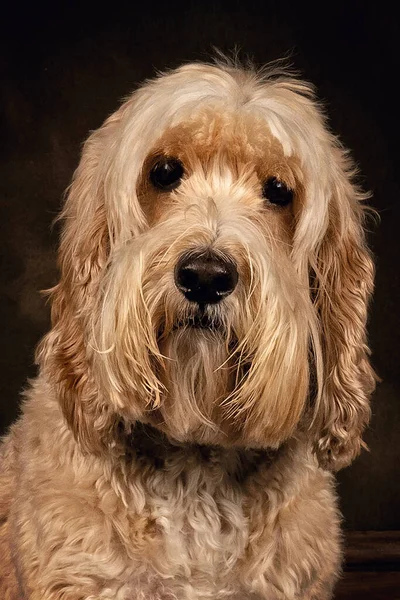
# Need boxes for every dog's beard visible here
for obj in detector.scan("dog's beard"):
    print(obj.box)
[157,307,241,445]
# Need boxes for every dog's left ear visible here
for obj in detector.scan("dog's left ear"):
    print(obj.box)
[310,147,377,470]
[35,116,120,454]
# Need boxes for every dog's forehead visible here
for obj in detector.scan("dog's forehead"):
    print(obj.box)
[161,109,277,154]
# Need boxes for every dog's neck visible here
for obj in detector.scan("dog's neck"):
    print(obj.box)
[123,421,282,484]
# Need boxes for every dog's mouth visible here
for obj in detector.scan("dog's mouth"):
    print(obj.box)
[157,306,226,341]
[173,311,223,331]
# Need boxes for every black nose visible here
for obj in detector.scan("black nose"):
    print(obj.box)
[175,251,238,304]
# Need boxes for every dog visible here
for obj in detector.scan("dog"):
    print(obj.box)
[0,58,376,600]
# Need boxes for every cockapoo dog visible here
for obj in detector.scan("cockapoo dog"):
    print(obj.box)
[0,59,375,600]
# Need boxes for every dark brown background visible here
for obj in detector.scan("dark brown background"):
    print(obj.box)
[1,1,399,531]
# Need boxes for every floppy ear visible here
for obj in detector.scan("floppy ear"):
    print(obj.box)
[310,149,377,470]
[36,116,120,454]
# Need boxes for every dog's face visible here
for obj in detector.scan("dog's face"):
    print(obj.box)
[38,62,376,468]
[123,110,312,448]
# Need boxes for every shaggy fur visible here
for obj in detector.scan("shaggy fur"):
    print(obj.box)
[0,59,376,600]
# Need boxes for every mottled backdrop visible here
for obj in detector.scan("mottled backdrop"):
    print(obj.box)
[1,0,399,530]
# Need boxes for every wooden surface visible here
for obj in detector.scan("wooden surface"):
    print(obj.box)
[335,532,400,599]
[336,571,400,599]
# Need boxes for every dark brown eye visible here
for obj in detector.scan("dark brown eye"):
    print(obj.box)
[262,177,293,206]
[150,157,184,191]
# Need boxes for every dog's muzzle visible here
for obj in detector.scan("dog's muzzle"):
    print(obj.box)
[174,250,238,304]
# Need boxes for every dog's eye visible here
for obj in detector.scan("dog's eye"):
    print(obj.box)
[262,177,293,206]
[150,158,184,191]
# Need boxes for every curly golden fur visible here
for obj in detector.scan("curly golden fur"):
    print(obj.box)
[0,59,376,600]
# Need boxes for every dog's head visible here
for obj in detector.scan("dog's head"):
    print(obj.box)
[38,60,376,469]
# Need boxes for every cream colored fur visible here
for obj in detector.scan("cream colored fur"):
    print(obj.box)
[0,58,375,600]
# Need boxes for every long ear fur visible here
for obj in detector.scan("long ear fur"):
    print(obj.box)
[311,149,377,470]
[36,115,121,454]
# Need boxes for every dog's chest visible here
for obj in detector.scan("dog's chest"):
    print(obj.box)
[118,431,274,596]
[153,475,248,577]
[122,484,250,600]
[124,445,260,585]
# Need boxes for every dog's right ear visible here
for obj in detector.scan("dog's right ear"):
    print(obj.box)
[36,116,119,454]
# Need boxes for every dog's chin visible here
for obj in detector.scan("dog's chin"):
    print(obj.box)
[159,314,231,363]
[158,308,238,376]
